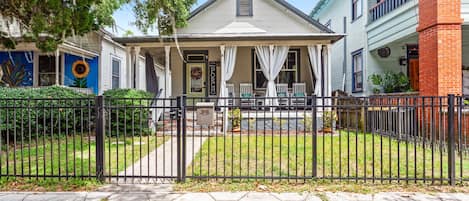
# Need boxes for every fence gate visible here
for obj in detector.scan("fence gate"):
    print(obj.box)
[96,96,183,183]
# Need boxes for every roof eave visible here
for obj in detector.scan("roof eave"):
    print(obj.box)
[112,33,345,44]
[273,0,334,33]
[188,0,217,20]
[310,0,330,18]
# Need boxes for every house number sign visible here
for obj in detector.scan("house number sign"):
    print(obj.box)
[209,62,217,96]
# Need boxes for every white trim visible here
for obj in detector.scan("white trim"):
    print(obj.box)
[164,46,171,98]
[101,34,126,49]
[33,51,39,87]
[55,50,60,85]
[61,52,65,85]
[59,43,99,58]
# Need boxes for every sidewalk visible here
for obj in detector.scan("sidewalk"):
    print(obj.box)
[0,189,468,201]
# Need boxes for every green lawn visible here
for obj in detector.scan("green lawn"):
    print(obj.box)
[0,135,168,178]
[188,133,469,183]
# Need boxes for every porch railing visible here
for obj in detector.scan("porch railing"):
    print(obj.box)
[369,0,411,22]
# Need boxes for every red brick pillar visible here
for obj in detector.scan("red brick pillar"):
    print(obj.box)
[417,0,463,96]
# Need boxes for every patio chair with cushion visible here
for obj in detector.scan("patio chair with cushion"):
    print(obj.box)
[291,83,307,107]
[240,83,256,108]
[226,83,236,107]
[276,83,290,108]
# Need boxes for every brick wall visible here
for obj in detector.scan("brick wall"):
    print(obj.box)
[417,0,463,96]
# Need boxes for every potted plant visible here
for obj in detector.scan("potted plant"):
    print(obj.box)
[322,111,337,133]
[229,108,242,132]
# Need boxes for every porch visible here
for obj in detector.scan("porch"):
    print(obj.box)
[113,34,343,103]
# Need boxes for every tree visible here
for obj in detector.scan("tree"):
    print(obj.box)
[132,0,196,35]
[0,0,196,52]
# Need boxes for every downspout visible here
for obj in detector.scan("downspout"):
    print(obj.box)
[342,16,347,92]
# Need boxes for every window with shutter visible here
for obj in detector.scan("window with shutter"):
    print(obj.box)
[237,0,253,16]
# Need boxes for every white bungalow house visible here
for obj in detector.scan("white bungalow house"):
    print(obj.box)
[113,0,343,104]
[0,18,146,94]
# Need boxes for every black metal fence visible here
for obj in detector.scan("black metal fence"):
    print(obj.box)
[0,95,468,185]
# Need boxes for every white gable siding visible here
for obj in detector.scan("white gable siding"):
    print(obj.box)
[315,0,368,95]
[179,0,320,34]
[100,37,128,94]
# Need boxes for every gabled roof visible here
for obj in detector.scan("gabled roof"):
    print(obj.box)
[188,0,334,33]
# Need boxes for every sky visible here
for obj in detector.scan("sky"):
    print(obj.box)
[111,0,319,36]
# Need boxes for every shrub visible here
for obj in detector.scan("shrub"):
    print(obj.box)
[103,89,154,137]
[369,72,411,93]
[0,86,93,141]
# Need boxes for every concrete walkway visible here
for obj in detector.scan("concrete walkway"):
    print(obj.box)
[113,137,206,183]
[1,190,468,201]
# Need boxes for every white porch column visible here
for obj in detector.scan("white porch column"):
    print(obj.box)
[220,45,227,134]
[164,46,171,98]
[316,45,323,107]
[326,44,332,106]
[133,46,141,89]
[220,45,225,98]
[55,49,60,85]
[125,47,132,88]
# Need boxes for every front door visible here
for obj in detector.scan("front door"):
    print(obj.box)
[186,62,206,98]
[409,59,419,91]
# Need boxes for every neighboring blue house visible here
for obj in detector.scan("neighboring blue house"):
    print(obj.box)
[0,28,147,94]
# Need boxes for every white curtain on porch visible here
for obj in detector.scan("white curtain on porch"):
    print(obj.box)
[219,46,238,106]
[307,44,332,107]
[255,45,290,106]
[307,45,322,96]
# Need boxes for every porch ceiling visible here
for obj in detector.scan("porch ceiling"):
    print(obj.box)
[113,33,344,48]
